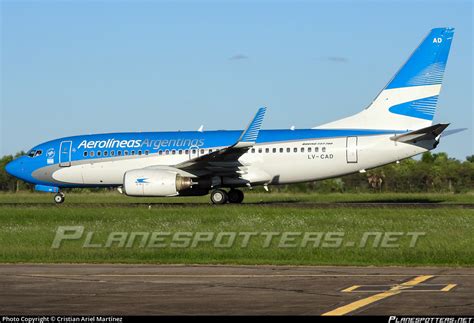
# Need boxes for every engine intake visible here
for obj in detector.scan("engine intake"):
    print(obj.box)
[123,169,194,197]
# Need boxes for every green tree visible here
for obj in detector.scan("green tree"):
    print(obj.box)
[0,155,15,191]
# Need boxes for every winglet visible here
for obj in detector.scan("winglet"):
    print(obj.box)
[234,107,267,148]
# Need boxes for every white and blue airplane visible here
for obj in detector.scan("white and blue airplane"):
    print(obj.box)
[6,28,458,204]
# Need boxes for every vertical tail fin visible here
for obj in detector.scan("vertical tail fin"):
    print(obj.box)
[386,28,454,89]
[317,28,455,130]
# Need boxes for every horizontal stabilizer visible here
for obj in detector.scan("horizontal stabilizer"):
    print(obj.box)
[390,123,449,143]
[442,128,468,137]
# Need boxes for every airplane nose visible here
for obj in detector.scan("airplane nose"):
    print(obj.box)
[5,158,22,178]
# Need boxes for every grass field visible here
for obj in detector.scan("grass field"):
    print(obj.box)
[0,192,473,266]
[1,191,473,204]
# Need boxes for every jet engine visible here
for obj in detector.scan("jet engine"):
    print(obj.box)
[123,169,194,197]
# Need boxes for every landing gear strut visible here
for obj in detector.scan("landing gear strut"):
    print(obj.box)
[54,192,65,204]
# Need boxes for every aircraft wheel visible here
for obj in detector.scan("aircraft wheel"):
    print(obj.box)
[228,189,244,204]
[210,189,228,204]
[54,193,65,204]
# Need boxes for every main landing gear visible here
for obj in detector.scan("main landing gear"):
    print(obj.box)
[54,192,65,204]
[210,189,244,204]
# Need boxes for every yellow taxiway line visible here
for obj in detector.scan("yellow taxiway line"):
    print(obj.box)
[322,275,434,316]
[440,284,457,292]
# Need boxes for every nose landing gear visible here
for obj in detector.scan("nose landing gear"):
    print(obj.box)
[54,192,65,204]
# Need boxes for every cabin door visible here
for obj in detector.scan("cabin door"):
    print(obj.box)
[346,136,358,163]
[59,141,72,167]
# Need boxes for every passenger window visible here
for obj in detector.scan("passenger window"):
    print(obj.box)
[258,148,262,153]
[104,151,108,157]
[273,148,276,153]
[308,147,312,153]
[124,151,129,156]
[97,151,101,157]
[286,148,290,153]
[171,150,176,155]
[322,147,326,152]
[280,148,283,153]
[145,150,149,155]
[184,150,189,154]
[209,149,213,153]
[138,151,142,155]
[200,149,204,154]
[315,147,319,152]
[90,151,95,157]
[178,150,182,155]
[192,149,196,154]
[83,151,88,157]
[158,151,163,156]
[131,151,135,155]
[301,147,304,152]
[111,151,115,156]
[294,147,297,153]
[251,148,255,153]
[118,151,122,156]
[165,150,170,155]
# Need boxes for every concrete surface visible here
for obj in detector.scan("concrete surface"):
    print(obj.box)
[0,264,472,315]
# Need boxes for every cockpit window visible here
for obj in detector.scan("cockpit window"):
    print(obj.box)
[27,150,42,158]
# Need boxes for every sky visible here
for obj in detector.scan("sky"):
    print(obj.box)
[1,0,472,159]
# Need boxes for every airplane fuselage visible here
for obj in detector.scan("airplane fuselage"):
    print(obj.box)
[9,128,432,189]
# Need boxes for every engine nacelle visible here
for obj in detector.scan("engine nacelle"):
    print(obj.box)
[123,169,193,197]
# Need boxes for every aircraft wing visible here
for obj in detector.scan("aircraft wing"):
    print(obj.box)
[174,107,266,176]
[390,123,450,143]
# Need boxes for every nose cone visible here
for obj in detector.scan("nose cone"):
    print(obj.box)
[5,158,23,179]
